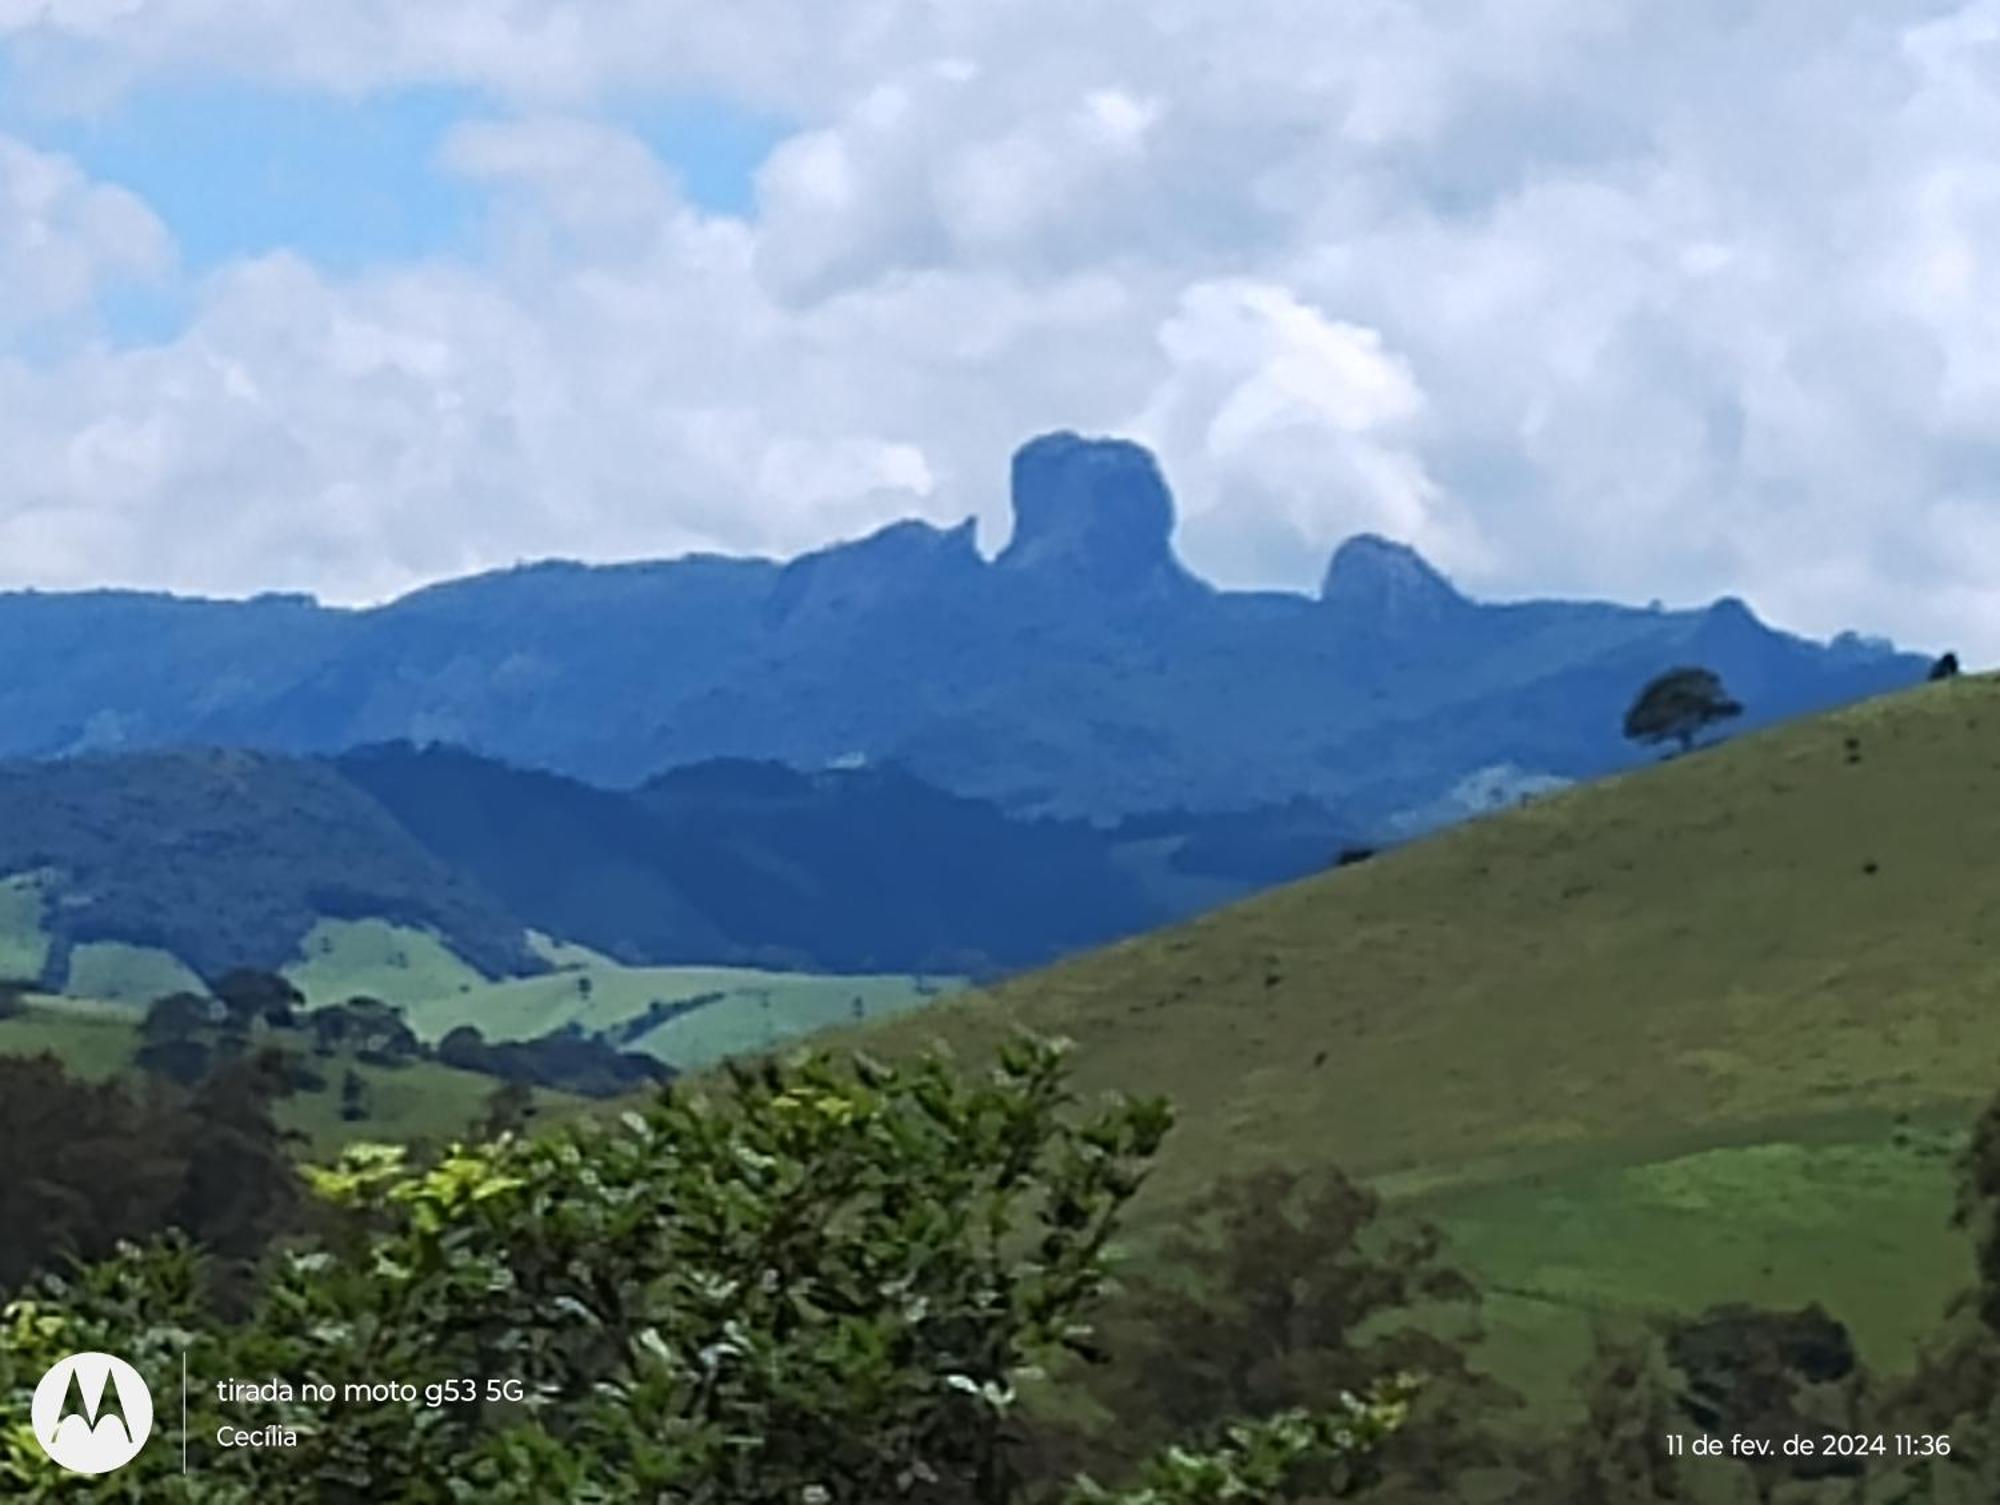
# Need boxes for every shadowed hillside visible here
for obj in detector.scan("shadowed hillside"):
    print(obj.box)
[0,742,1353,994]
[628,757,1166,972]
[0,750,535,984]
[338,744,1169,974]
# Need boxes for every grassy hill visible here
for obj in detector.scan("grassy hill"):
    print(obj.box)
[277,917,958,1071]
[65,940,211,1002]
[843,676,2000,1405]
[284,917,494,1006]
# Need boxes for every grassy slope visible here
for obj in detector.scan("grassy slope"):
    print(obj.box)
[66,941,210,1003]
[525,930,620,970]
[282,917,958,1071]
[844,677,2000,1402]
[0,898,953,1078]
[0,876,212,1005]
[285,917,493,1007]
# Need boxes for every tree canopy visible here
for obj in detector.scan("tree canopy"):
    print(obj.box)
[0,1050,297,1295]
[1622,666,1743,754]
[1077,1166,1508,1501]
[0,1037,1409,1502]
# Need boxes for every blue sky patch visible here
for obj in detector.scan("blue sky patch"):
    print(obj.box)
[7,82,487,274]
[619,97,788,217]
[0,60,788,302]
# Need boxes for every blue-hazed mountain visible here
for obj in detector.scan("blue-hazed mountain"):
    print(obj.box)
[0,747,540,984]
[0,432,1927,827]
[332,742,1192,975]
[0,741,1356,990]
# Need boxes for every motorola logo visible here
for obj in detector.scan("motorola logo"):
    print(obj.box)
[31,1352,154,1475]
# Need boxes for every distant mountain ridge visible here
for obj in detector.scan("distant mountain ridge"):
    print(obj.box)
[0,432,1928,826]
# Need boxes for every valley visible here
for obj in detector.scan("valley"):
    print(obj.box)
[3,648,1980,1436]
[0,441,1968,1498]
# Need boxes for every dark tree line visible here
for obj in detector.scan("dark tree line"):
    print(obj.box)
[0,1049,297,1299]
[436,1020,674,1097]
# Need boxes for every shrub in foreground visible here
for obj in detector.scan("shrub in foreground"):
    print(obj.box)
[0,1036,1407,1502]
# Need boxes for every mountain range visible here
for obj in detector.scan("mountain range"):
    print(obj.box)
[0,432,1930,830]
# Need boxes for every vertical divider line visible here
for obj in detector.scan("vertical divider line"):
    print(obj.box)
[181,1347,188,1474]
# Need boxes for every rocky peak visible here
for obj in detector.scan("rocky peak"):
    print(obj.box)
[1319,534,1470,632]
[766,517,982,626]
[996,433,1199,598]
[1687,593,1771,657]
[1703,595,1761,629]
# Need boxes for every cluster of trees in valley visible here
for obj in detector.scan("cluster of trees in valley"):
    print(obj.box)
[3,1028,2000,1501]
[124,968,673,1104]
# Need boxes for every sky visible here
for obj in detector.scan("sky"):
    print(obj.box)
[0,1,1997,655]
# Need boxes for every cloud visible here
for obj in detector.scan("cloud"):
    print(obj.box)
[5,3,2000,657]
[0,0,938,109]
[0,116,994,602]
[1136,280,1460,590]
[0,134,171,328]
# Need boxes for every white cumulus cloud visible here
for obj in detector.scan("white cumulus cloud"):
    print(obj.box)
[2,2,2000,657]
[0,134,171,327]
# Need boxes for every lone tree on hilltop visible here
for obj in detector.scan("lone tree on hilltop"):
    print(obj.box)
[1623,666,1743,755]
[1931,650,1962,682]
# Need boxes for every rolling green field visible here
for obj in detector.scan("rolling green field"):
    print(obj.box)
[65,940,210,1003]
[284,917,493,1006]
[524,929,620,970]
[282,917,959,1072]
[0,890,959,1076]
[0,994,565,1156]
[1417,1113,1972,1413]
[396,963,955,1071]
[841,676,2000,1414]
